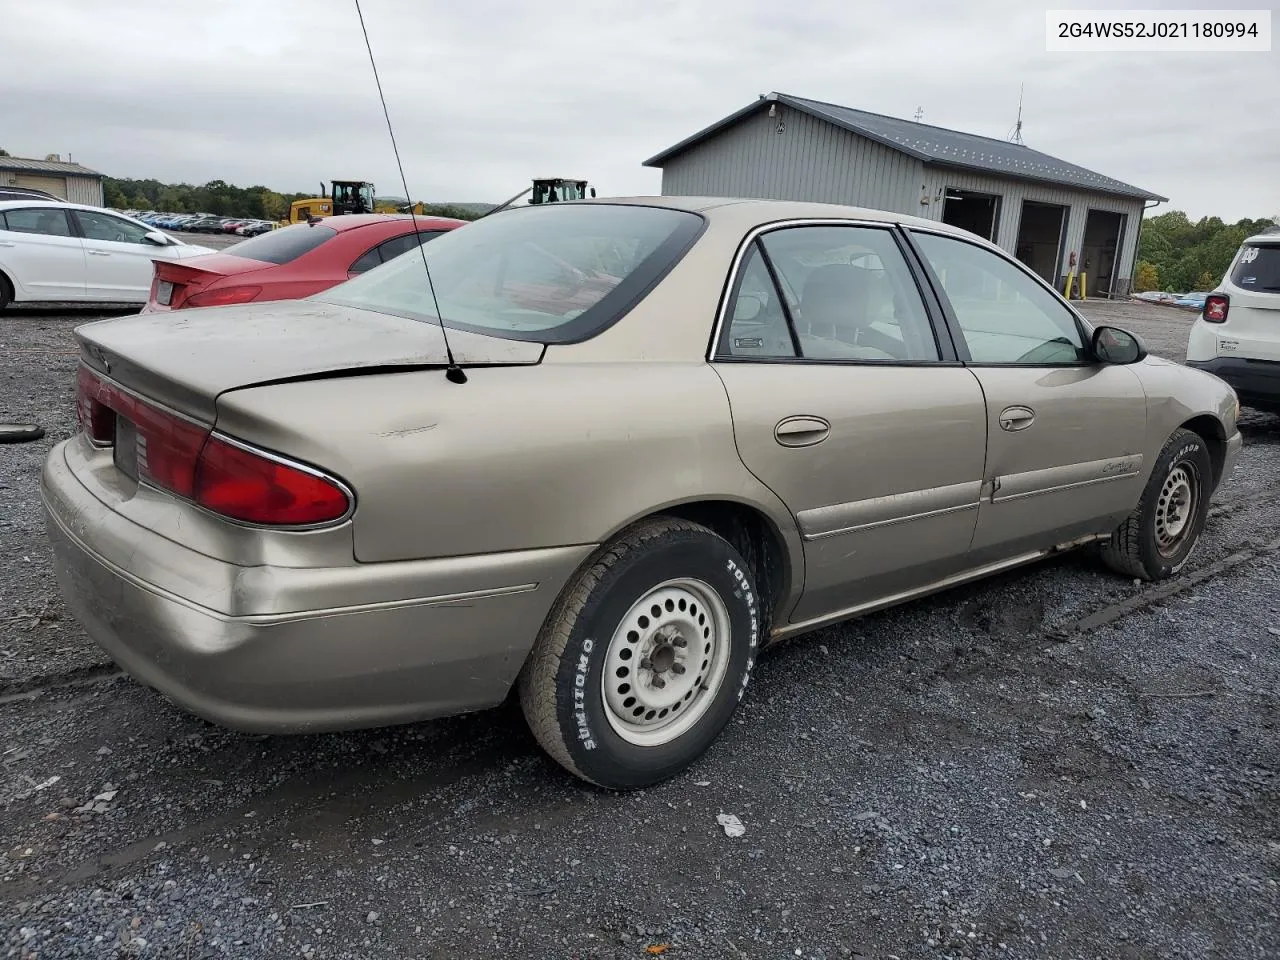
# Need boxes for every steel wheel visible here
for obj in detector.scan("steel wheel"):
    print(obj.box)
[600,578,732,747]
[1154,462,1200,557]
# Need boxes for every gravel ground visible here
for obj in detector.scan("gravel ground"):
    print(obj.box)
[2,299,1278,960]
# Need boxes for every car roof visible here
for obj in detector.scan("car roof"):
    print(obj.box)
[0,199,145,215]
[302,213,467,233]
[546,195,987,242]
[1243,231,1280,246]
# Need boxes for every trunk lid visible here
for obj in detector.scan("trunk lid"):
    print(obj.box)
[75,299,543,421]
[147,254,275,311]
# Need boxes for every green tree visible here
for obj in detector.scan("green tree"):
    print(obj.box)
[0,148,9,157]
[1134,260,1159,292]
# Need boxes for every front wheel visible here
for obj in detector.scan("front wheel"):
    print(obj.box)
[1100,428,1213,580]
[519,517,763,789]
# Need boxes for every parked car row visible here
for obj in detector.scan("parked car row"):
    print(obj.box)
[1131,290,1210,310]
[122,210,277,237]
[0,198,465,310]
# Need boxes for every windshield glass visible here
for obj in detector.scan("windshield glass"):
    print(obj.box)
[1231,242,1280,292]
[316,203,705,343]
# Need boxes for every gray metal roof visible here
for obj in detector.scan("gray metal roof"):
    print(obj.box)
[643,92,1167,202]
[0,156,105,178]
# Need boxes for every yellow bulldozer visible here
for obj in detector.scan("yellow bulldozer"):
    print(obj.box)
[281,180,377,225]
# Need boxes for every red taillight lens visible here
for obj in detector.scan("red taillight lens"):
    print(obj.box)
[1204,294,1229,323]
[74,363,349,527]
[193,436,351,526]
[184,285,262,308]
[134,403,209,498]
[76,365,116,443]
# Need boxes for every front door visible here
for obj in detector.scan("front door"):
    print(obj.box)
[711,222,988,625]
[0,206,87,300]
[908,229,1147,560]
[71,209,166,301]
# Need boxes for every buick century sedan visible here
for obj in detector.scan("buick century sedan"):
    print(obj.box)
[43,197,1241,789]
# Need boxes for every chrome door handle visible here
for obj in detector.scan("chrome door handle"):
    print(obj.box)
[774,416,830,447]
[999,406,1036,431]
[87,250,111,256]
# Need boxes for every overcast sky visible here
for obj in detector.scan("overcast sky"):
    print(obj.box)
[2,0,1275,220]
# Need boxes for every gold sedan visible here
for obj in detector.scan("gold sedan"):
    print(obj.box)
[42,197,1241,789]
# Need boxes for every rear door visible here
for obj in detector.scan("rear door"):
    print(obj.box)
[0,206,87,300]
[711,221,989,626]
[71,209,166,301]
[906,229,1147,559]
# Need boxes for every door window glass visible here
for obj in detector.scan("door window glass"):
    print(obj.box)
[74,210,154,244]
[1,207,73,237]
[912,231,1088,364]
[720,225,940,362]
[721,245,798,358]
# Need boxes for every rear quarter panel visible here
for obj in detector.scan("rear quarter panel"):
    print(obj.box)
[211,360,803,573]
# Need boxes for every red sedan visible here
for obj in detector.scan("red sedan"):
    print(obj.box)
[143,214,466,311]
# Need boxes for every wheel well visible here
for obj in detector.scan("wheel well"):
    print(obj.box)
[658,500,791,636]
[1180,414,1227,487]
[0,268,13,303]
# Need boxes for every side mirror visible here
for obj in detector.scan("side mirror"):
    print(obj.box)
[143,231,171,246]
[1092,325,1147,364]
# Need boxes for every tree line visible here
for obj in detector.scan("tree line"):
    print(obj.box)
[100,176,484,222]
[1135,210,1278,293]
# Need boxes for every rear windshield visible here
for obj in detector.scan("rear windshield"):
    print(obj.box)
[223,223,337,264]
[1230,243,1280,292]
[316,203,705,343]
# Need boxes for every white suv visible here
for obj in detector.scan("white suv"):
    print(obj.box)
[1187,229,1280,412]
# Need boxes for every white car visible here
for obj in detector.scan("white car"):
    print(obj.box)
[1187,230,1280,412]
[0,200,216,309]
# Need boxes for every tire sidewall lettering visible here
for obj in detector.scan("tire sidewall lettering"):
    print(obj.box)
[573,636,597,751]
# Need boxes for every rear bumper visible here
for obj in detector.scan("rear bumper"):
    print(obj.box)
[41,438,593,733]
[1187,357,1280,408]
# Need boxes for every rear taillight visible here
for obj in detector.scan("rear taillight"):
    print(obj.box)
[74,363,351,526]
[194,436,351,526]
[184,285,262,308]
[76,365,116,444]
[1204,294,1229,323]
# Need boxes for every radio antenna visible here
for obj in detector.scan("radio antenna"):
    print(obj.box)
[353,0,466,384]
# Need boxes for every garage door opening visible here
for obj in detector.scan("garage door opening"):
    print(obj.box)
[1014,200,1068,285]
[1082,209,1127,297]
[942,189,999,242]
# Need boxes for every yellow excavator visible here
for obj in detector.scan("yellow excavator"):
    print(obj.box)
[281,180,377,225]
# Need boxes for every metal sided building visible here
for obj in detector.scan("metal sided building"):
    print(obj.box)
[0,156,105,206]
[643,92,1167,297]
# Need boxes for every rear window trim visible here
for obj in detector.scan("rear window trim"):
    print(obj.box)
[315,203,709,346]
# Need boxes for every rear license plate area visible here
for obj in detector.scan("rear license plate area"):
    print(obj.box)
[156,280,174,306]
[113,416,139,482]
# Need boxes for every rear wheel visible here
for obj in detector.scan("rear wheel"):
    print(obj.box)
[1100,428,1212,580]
[519,517,762,789]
